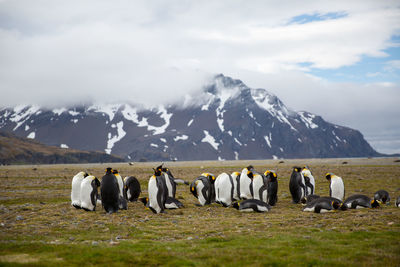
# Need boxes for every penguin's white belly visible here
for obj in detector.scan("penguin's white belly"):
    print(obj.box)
[252,177,263,200]
[240,208,254,212]
[256,205,268,212]
[331,178,344,200]
[164,174,173,198]
[116,177,124,198]
[80,178,95,210]
[196,181,207,206]
[148,179,161,213]
[240,178,252,199]
[303,207,315,212]
[71,177,84,207]
[165,202,179,209]
[215,174,232,205]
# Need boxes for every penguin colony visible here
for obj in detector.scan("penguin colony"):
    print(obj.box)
[71,164,399,214]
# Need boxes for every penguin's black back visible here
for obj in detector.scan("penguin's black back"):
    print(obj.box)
[267,175,278,206]
[101,172,120,214]
[374,190,390,203]
[125,176,141,201]
[289,168,303,203]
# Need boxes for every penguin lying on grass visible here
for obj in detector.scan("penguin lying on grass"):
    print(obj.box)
[140,196,184,211]
[303,197,344,213]
[232,199,271,213]
[343,194,380,209]
[300,194,321,205]
[374,190,390,205]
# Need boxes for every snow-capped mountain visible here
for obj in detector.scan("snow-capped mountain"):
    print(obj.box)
[0,74,380,161]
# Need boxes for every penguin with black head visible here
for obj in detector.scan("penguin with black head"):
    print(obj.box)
[232,199,271,213]
[374,190,390,205]
[303,197,342,213]
[112,169,127,210]
[326,173,345,201]
[124,176,141,202]
[231,171,241,201]
[155,164,176,198]
[190,173,215,206]
[252,171,268,203]
[101,167,120,214]
[162,166,189,185]
[71,171,89,209]
[147,168,167,214]
[343,194,380,209]
[265,170,278,206]
[289,167,306,204]
[80,175,101,211]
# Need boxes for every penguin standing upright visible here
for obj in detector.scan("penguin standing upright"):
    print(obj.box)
[80,175,101,211]
[265,170,278,206]
[147,168,167,214]
[289,167,306,204]
[343,194,379,209]
[190,173,215,206]
[231,172,241,201]
[214,172,235,207]
[123,176,141,202]
[239,166,254,200]
[71,171,88,209]
[232,199,271,213]
[252,171,268,203]
[301,167,315,196]
[112,169,127,210]
[374,190,390,204]
[101,168,120,214]
[326,173,345,201]
[396,196,400,208]
[156,165,176,198]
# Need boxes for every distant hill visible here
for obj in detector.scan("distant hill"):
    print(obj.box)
[0,74,382,161]
[0,131,124,165]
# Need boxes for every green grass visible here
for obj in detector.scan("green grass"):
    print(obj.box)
[0,159,399,266]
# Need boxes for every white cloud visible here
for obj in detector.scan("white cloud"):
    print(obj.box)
[0,0,399,153]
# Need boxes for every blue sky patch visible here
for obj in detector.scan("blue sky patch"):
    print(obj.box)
[289,12,348,25]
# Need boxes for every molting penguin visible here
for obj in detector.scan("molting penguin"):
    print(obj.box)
[100,168,120,214]
[326,173,345,201]
[231,172,241,201]
[300,194,321,205]
[374,190,390,204]
[80,175,101,211]
[343,194,379,209]
[71,171,88,209]
[190,173,215,206]
[396,196,400,208]
[303,197,342,213]
[123,176,141,202]
[232,199,271,213]
[301,166,315,195]
[147,168,167,214]
[214,172,235,207]
[112,169,127,210]
[252,171,268,203]
[265,170,278,206]
[239,166,254,200]
[289,167,306,204]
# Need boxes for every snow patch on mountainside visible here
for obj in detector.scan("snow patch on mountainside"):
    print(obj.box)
[105,121,126,154]
[202,130,219,150]
[89,104,121,122]
[10,105,40,131]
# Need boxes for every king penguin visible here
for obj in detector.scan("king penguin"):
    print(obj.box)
[123,176,141,202]
[100,167,120,214]
[326,173,345,201]
[232,199,271,212]
[252,171,268,203]
[265,170,278,206]
[303,197,342,213]
[396,196,400,208]
[190,173,215,206]
[231,171,241,201]
[343,194,379,209]
[80,175,101,211]
[147,168,167,214]
[71,171,88,209]
[373,190,390,204]
[112,169,127,210]
[289,167,306,204]
[301,166,315,196]
[239,166,254,200]
[215,172,235,207]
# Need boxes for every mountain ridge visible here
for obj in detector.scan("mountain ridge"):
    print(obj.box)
[0,74,382,161]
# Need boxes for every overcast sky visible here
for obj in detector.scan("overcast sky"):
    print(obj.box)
[0,0,399,154]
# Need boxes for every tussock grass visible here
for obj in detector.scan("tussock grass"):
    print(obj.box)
[0,158,399,266]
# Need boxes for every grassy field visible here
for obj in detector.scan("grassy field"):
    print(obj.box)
[0,158,399,266]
